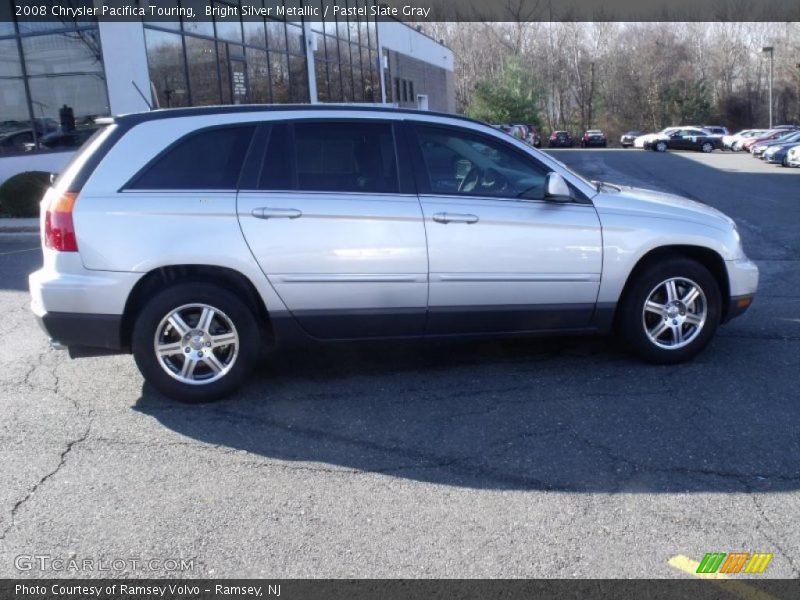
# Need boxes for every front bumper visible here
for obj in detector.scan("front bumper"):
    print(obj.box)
[723,257,759,323]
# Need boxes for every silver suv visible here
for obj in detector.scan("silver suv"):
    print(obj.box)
[30,106,759,401]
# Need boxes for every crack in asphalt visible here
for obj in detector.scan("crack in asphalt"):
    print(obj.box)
[749,493,800,578]
[0,420,92,542]
[0,341,95,542]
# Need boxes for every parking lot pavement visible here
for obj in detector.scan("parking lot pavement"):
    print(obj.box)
[0,150,798,579]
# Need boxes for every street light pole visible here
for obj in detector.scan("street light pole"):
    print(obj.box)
[762,46,774,128]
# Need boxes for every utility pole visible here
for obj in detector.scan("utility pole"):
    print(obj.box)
[762,46,774,128]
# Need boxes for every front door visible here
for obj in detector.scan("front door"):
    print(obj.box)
[408,122,603,334]
[237,120,428,338]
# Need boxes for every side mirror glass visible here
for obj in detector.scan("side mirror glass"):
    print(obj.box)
[544,172,571,202]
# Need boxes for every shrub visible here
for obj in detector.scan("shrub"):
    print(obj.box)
[0,171,52,218]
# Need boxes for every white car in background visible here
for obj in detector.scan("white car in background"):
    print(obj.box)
[730,130,768,151]
[634,127,680,148]
[786,145,800,167]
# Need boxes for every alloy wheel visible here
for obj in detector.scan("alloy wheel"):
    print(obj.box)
[153,303,239,385]
[642,277,707,350]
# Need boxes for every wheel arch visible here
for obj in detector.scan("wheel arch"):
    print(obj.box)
[614,245,731,325]
[121,265,272,350]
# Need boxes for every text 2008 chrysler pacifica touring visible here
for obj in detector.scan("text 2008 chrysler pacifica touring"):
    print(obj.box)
[29,106,759,401]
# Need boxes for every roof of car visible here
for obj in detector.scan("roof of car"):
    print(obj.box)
[104,104,487,128]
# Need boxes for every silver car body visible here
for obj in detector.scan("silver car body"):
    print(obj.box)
[30,107,758,349]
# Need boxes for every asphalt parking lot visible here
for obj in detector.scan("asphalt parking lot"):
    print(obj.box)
[0,149,798,579]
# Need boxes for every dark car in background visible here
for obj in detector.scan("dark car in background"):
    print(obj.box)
[0,129,35,154]
[644,128,722,153]
[581,129,607,147]
[548,130,574,147]
[620,130,645,148]
[758,131,800,163]
[26,128,98,151]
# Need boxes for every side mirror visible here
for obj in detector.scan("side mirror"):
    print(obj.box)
[544,172,572,202]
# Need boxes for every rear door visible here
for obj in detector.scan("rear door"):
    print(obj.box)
[237,119,428,339]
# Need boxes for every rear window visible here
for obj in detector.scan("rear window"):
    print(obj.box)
[129,125,255,190]
[53,124,114,192]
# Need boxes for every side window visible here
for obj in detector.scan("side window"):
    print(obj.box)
[129,125,255,190]
[259,123,292,190]
[291,121,398,193]
[413,124,548,200]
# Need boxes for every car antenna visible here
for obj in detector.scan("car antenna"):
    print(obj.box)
[132,80,153,111]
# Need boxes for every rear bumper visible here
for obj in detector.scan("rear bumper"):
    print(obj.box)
[34,310,124,350]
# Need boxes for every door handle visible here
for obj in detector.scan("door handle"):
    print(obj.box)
[251,207,303,219]
[432,212,479,224]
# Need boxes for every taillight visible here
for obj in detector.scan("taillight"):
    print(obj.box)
[550,133,557,139]
[44,192,78,252]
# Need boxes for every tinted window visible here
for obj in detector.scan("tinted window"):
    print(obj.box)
[131,126,254,190]
[292,121,398,193]
[259,123,292,190]
[413,124,548,199]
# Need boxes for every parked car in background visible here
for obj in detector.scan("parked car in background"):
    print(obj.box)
[760,131,800,164]
[725,129,766,151]
[743,129,796,153]
[38,128,99,150]
[701,125,729,136]
[581,129,607,147]
[29,105,759,401]
[548,130,574,147]
[0,129,35,154]
[751,130,800,157]
[526,125,542,148]
[786,145,800,167]
[620,130,645,148]
[634,127,680,149]
[645,128,721,153]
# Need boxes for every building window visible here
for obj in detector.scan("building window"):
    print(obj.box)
[143,0,311,108]
[306,0,381,103]
[0,9,109,155]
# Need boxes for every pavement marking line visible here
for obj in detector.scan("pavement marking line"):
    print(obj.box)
[668,555,780,600]
[0,246,39,256]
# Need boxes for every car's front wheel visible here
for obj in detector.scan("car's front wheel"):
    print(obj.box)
[132,282,260,402]
[701,142,714,153]
[618,258,722,363]
[655,141,667,152]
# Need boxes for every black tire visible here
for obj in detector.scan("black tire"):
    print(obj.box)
[617,258,722,364]
[655,141,667,152]
[132,282,260,402]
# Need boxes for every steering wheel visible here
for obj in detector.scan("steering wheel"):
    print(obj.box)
[459,167,481,193]
[481,168,508,193]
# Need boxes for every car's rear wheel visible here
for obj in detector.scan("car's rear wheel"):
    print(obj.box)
[655,141,667,152]
[618,258,721,363]
[701,142,714,153]
[132,282,260,402]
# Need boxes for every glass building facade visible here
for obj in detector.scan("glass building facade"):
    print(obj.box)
[0,4,109,153]
[0,0,383,156]
[143,0,311,108]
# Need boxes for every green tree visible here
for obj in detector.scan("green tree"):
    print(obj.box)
[465,58,542,125]
[664,80,713,125]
